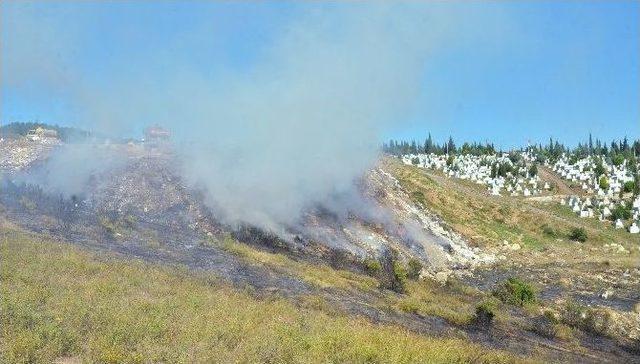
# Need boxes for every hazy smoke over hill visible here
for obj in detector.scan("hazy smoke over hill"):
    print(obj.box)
[2,3,503,229]
[179,6,436,229]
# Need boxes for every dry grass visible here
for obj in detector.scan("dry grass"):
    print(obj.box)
[212,235,483,326]
[0,229,522,363]
[383,157,640,264]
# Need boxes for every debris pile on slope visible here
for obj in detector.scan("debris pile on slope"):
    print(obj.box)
[365,168,495,269]
[0,137,60,173]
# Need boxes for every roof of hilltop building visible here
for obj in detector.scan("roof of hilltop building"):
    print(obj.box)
[144,126,170,140]
[26,126,58,138]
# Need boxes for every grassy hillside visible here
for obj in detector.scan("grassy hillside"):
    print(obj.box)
[383,157,640,263]
[0,228,520,363]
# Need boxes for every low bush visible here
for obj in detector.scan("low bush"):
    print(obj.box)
[610,204,632,221]
[363,258,381,276]
[561,300,612,336]
[598,176,609,190]
[531,310,562,339]
[474,300,497,326]
[493,277,536,306]
[568,227,587,242]
[391,260,408,293]
[378,249,407,293]
[407,258,423,280]
[623,180,635,193]
[398,299,420,314]
[541,224,557,238]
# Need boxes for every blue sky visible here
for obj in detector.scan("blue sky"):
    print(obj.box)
[1,1,638,149]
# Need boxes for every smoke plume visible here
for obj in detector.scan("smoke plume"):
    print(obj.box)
[2,2,504,230]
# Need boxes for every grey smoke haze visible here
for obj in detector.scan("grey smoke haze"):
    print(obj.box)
[14,144,127,197]
[2,3,507,229]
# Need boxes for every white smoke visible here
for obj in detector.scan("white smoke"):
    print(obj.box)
[2,2,507,230]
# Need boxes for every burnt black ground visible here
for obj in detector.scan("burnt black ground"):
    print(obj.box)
[2,198,638,363]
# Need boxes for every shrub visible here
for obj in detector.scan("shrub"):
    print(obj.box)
[123,214,137,229]
[541,224,557,238]
[446,155,454,167]
[531,310,559,338]
[528,164,538,177]
[598,176,609,190]
[582,308,612,336]
[593,161,606,177]
[508,152,521,164]
[391,260,408,293]
[98,216,117,237]
[612,154,625,166]
[407,258,423,280]
[363,258,381,276]
[610,204,631,221]
[623,181,635,193]
[474,300,497,326]
[568,227,587,242]
[379,249,408,293]
[561,300,612,336]
[493,277,536,306]
[398,299,420,314]
[411,156,420,165]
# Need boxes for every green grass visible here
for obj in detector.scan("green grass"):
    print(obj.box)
[0,229,522,363]
[384,158,640,257]
[493,278,537,307]
[207,233,484,327]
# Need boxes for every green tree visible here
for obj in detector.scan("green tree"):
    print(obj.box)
[623,181,635,193]
[599,176,609,190]
[612,154,624,166]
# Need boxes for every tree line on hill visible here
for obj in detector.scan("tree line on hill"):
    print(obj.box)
[1,122,93,143]
[383,133,496,156]
[384,133,640,162]
[525,134,640,162]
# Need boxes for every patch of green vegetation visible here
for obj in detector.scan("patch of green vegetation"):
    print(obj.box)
[475,299,498,326]
[521,235,543,250]
[623,181,635,193]
[391,280,480,326]
[363,258,382,276]
[407,258,423,280]
[410,191,426,205]
[561,300,612,336]
[97,215,118,237]
[493,278,536,306]
[531,310,574,341]
[610,204,632,221]
[0,230,520,363]
[541,224,557,238]
[391,260,408,293]
[398,298,420,314]
[568,227,587,242]
[598,176,609,190]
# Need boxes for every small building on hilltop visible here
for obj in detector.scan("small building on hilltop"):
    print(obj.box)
[143,126,171,150]
[144,126,170,142]
[26,127,58,141]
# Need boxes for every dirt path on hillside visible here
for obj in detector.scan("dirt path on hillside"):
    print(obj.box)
[538,165,584,196]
